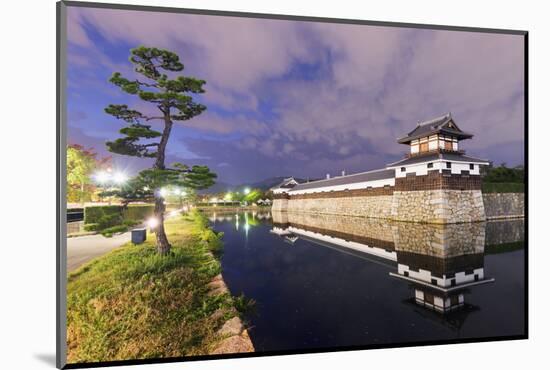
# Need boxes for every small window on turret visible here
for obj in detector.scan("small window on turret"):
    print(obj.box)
[427,163,433,169]
[470,164,474,170]
[446,162,451,169]
[401,167,406,172]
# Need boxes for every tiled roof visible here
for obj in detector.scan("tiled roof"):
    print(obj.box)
[397,113,473,144]
[271,177,299,190]
[291,169,394,191]
[387,152,490,167]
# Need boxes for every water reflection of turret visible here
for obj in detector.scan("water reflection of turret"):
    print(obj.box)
[270,211,494,316]
[390,222,493,314]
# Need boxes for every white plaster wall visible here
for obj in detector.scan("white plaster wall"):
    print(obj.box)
[289,176,395,195]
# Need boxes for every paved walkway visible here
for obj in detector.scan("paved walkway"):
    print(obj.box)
[67,232,132,271]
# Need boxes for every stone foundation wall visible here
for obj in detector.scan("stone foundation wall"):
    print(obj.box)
[284,195,394,219]
[390,190,486,224]
[482,193,524,220]
[274,190,486,224]
[272,198,288,212]
[273,175,523,224]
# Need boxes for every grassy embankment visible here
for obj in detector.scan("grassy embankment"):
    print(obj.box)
[67,209,251,364]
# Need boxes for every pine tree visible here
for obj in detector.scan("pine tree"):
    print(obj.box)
[105,46,211,254]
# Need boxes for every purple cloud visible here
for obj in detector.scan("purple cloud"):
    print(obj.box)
[66,6,525,184]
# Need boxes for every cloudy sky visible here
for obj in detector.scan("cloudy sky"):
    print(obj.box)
[66,6,525,185]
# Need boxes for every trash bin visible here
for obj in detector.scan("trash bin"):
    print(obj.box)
[131,228,147,244]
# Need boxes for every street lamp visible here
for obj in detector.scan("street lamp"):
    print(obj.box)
[244,187,251,195]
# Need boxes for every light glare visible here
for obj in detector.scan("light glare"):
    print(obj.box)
[147,217,159,229]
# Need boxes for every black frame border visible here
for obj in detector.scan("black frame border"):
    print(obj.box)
[56,1,529,369]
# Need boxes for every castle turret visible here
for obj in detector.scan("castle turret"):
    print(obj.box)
[398,112,472,155]
[387,113,490,223]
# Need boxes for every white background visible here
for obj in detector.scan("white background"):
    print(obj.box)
[0,0,547,369]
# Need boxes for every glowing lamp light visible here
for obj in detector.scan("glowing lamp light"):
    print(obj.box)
[159,188,168,197]
[112,172,127,184]
[244,188,251,195]
[147,217,159,229]
[95,171,110,184]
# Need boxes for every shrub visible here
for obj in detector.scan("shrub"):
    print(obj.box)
[122,204,154,221]
[84,205,122,225]
[83,223,99,232]
[100,225,129,238]
[97,213,123,230]
[84,204,152,233]
[123,219,140,227]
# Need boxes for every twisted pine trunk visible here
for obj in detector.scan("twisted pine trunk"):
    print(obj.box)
[154,197,171,254]
[154,117,174,254]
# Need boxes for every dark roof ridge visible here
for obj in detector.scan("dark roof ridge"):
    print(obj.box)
[418,112,452,127]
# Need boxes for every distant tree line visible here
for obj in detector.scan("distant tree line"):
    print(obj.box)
[481,163,524,183]
[481,163,524,193]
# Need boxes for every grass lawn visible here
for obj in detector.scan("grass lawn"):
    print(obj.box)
[67,210,250,364]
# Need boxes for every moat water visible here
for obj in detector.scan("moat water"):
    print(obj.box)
[206,210,525,352]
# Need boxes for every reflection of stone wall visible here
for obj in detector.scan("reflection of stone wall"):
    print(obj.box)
[483,193,524,219]
[392,222,485,257]
[485,219,524,246]
[283,195,394,219]
[273,211,395,245]
[390,190,486,223]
